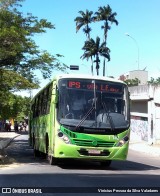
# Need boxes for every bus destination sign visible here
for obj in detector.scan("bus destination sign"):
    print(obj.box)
[67,80,122,93]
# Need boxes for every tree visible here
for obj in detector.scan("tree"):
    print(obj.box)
[148,77,160,85]
[75,5,118,76]
[0,0,19,10]
[0,0,67,83]
[0,0,67,121]
[74,10,93,39]
[0,93,31,121]
[94,5,118,76]
[74,10,94,74]
[81,36,110,75]
[0,69,38,92]
[124,78,140,86]
[0,69,38,120]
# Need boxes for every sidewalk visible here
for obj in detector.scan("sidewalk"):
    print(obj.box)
[0,131,20,162]
[0,131,20,151]
[0,131,160,159]
[129,141,160,157]
[129,132,160,157]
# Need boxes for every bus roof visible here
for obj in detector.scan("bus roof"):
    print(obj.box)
[53,74,125,84]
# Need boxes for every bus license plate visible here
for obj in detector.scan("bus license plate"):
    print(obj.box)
[88,149,101,154]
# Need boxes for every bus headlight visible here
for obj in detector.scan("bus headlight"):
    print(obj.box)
[63,136,70,144]
[117,135,129,147]
[58,131,71,144]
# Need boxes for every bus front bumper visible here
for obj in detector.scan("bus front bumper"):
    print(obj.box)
[53,142,129,161]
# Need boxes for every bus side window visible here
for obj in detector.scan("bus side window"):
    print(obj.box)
[35,98,39,117]
[46,83,52,114]
[31,103,35,118]
[42,89,47,115]
[37,94,42,116]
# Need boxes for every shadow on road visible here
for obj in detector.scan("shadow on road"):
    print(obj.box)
[56,159,160,171]
[2,135,160,172]
[0,173,160,187]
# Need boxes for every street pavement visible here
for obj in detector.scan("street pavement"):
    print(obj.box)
[0,131,160,162]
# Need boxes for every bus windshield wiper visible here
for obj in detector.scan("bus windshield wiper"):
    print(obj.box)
[75,106,95,130]
[102,102,115,131]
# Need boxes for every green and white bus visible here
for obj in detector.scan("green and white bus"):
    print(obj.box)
[29,74,130,166]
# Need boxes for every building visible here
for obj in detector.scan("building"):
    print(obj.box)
[119,70,160,145]
[119,70,148,85]
[129,84,160,145]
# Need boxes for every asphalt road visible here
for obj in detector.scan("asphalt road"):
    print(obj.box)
[0,134,160,196]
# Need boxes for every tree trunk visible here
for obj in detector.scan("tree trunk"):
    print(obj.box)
[103,58,105,76]
[96,55,100,76]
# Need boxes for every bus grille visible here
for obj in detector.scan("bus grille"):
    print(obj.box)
[63,129,77,138]
[72,139,115,147]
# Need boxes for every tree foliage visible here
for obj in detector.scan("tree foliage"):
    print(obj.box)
[148,77,160,85]
[0,0,67,82]
[94,5,118,76]
[75,5,118,76]
[0,69,38,92]
[74,10,93,39]
[81,36,110,75]
[124,78,140,87]
[0,0,67,120]
[0,93,31,121]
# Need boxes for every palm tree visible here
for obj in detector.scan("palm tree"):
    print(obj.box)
[80,39,94,75]
[81,36,110,76]
[74,10,93,39]
[95,5,118,76]
[74,10,94,74]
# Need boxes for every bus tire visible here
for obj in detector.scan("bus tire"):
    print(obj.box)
[48,155,58,165]
[45,134,49,157]
[33,135,40,157]
[100,160,112,167]
[45,135,57,165]
[34,149,40,157]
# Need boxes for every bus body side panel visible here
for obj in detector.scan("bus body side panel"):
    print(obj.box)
[30,115,49,153]
[48,80,58,156]
[29,81,55,154]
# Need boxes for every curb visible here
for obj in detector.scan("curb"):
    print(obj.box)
[0,134,20,163]
[0,138,12,150]
[0,134,20,150]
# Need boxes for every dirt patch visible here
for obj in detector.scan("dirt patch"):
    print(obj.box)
[0,156,15,164]
[0,151,16,167]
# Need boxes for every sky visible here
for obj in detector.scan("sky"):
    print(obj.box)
[18,0,160,96]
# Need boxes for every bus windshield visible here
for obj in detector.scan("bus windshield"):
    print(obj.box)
[57,78,130,131]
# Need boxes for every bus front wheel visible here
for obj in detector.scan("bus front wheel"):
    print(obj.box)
[48,155,58,165]
[45,135,58,165]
